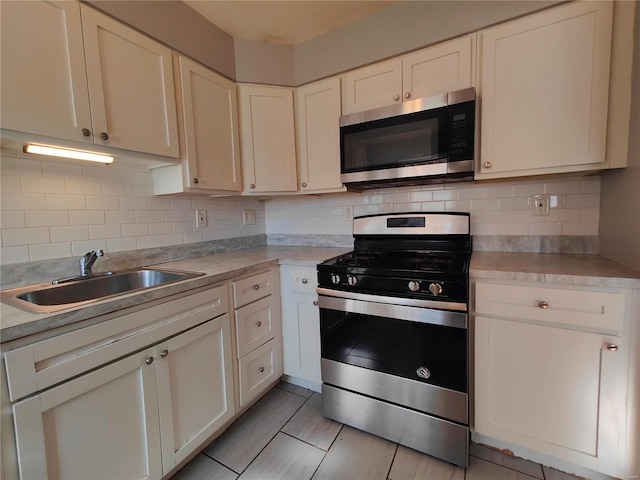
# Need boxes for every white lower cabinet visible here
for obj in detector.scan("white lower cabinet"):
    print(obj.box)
[473,280,633,478]
[280,265,321,391]
[4,285,234,480]
[231,268,283,409]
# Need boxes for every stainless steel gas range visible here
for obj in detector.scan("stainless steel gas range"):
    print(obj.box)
[316,212,471,467]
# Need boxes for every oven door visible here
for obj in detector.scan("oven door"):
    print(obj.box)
[318,290,468,425]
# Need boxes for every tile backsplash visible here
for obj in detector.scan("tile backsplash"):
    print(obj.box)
[1,150,601,266]
[0,151,266,265]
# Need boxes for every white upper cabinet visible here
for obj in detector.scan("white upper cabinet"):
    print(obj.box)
[0,1,92,144]
[295,77,345,194]
[238,84,298,193]
[476,1,613,179]
[152,54,242,195]
[342,34,475,114]
[80,5,179,158]
[0,1,179,159]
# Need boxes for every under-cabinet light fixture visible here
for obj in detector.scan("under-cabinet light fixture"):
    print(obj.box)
[23,143,114,164]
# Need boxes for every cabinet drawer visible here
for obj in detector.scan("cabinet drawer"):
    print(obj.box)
[4,285,228,402]
[233,270,275,308]
[235,296,276,357]
[282,266,317,295]
[238,337,281,407]
[475,282,625,334]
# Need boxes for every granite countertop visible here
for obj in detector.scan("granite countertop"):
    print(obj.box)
[0,246,350,344]
[2,246,639,344]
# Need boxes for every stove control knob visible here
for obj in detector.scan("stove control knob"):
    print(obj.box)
[408,281,421,292]
[429,283,443,295]
[330,274,341,285]
[347,275,358,286]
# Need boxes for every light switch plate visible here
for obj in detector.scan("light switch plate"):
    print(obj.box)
[243,210,256,225]
[532,194,550,216]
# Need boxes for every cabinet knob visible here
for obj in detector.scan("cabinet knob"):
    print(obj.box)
[100,132,109,141]
[301,182,307,188]
[256,321,262,327]
[81,128,91,137]
[249,183,256,189]
[301,278,308,284]
[605,343,619,352]
[393,94,400,101]
[404,92,411,99]
[538,301,549,309]
[160,349,169,358]
[193,178,199,184]
[483,162,493,169]
[259,366,265,373]
[145,356,154,365]
[253,284,260,290]
[313,300,318,306]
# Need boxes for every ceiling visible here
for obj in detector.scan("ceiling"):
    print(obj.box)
[183,1,398,45]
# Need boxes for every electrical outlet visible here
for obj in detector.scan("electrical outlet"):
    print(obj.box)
[532,194,550,216]
[196,210,207,228]
[243,210,256,225]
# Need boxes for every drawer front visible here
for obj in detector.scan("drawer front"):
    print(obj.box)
[238,337,281,407]
[475,282,625,334]
[4,285,228,402]
[233,270,275,308]
[235,296,276,357]
[282,266,317,295]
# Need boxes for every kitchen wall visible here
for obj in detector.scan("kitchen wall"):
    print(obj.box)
[265,176,601,247]
[0,151,266,265]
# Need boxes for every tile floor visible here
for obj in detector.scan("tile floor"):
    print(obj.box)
[172,382,581,480]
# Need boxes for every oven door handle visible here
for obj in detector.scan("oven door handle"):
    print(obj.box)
[317,289,468,329]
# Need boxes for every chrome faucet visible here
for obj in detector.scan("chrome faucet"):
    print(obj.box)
[80,250,103,276]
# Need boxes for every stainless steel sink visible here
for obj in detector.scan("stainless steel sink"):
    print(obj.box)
[1,268,204,314]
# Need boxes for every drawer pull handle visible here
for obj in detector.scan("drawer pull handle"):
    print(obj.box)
[538,301,549,309]
[253,284,260,290]
[301,278,308,284]
[313,300,318,306]
[256,321,262,327]
[145,356,154,365]
[605,343,619,352]
[259,366,265,373]
[160,349,169,358]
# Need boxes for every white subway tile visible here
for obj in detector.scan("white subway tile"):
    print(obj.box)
[117,169,147,185]
[105,210,135,224]
[528,222,562,235]
[171,199,192,211]
[183,231,203,243]
[445,200,472,212]
[0,246,30,264]
[498,223,529,235]
[43,161,83,178]
[497,197,530,210]
[470,198,500,211]
[409,191,433,202]
[161,233,183,246]
[161,210,183,222]
[148,198,172,210]
[50,226,89,243]
[137,235,162,249]
[420,201,445,212]
[546,180,581,195]
[562,223,599,236]
[2,227,50,246]
[83,164,118,182]
[71,240,107,256]
[2,193,47,210]
[107,237,137,252]
[102,182,133,197]
[433,190,458,201]
[133,184,154,197]
[21,176,66,194]
[483,184,515,199]
[149,223,173,235]
[87,196,120,210]
[581,177,601,194]
[511,182,544,197]
[89,225,122,240]
[0,156,43,176]
[122,224,149,237]
[458,187,487,200]
[173,221,194,233]
[1,211,26,229]
[546,209,580,222]
[119,197,148,210]
[69,211,106,226]
[135,210,161,223]
[26,211,69,227]
[1,175,22,193]
[579,208,600,223]
[471,223,499,235]
[46,194,87,210]
[65,179,102,195]
[29,242,72,261]
[562,193,600,209]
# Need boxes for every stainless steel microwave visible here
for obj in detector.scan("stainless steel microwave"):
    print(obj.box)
[339,87,475,190]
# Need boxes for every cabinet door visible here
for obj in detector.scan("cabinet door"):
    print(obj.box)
[402,34,475,101]
[296,77,345,193]
[477,2,613,178]
[475,316,627,476]
[0,1,92,143]
[342,58,402,114]
[80,4,180,158]
[155,316,234,474]
[282,292,321,386]
[177,55,242,192]
[12,348,161,480]
[238,85,297,193]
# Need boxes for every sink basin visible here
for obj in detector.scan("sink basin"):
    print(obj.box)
[1,268,204,314]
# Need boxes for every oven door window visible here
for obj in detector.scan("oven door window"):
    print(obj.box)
[321,308,467,393]
[340,107,449,174]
